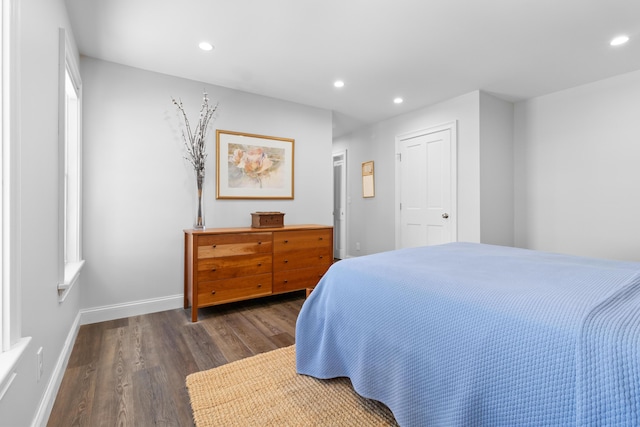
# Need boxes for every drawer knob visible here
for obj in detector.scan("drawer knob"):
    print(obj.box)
[257,284,262,288]
[258,241,262,245]
[212,244,217,248]
[211,290,216,295]
[284,280,288,284]
[284,240,289,244]
[319,237,323,240]
[284,259,288,263]
[257,263,262,267]
[211,268,217,272]
[319,256,323,259]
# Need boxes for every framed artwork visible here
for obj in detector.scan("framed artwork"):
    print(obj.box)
[216,130,295,199]
[362,160,375,198]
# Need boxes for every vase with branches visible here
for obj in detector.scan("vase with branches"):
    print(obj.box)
[172,91,218,229]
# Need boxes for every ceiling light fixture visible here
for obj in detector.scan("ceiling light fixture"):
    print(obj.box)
[334,80,345,88]
[199,41,214,51]
[610,35,629,46]
[394,97,404,104]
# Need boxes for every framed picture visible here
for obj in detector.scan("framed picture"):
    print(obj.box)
[362,160,375,198]
[216,130,295,199]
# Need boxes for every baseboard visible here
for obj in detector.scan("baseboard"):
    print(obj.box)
[31,311,81,427]
[79,294,184,325]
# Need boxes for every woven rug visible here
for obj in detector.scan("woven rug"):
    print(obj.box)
[186,345,398,426]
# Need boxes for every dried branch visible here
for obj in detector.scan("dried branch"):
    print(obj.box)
[172,91,218,174]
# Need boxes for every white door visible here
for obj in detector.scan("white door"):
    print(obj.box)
[333,151,347,259]
[396,124,456,248]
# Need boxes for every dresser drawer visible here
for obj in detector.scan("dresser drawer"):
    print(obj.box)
[197,233,272,258]
[198,274,272,305]
[273,229,332,253]
[273,249,332,271]
[273,266,330,293]
[197,254,272,282]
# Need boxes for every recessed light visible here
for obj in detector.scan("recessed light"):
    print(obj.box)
[394,97,403,104]
[199,41,214,51]
[334,80,345,88]
[610,35,629,46]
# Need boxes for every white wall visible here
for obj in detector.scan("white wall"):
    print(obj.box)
[479,92,514,246]
[0,0,83,426]
[80,57,333,310]
[514,69,640,262]
[333,91,483,255]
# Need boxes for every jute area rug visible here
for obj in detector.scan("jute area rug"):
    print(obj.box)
[186,345,399,426]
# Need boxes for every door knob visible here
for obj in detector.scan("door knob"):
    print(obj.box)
[442,213,449,219]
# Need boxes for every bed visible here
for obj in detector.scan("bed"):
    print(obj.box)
[295,242,640,426]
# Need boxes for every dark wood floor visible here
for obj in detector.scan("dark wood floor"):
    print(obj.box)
[48,292,305,427]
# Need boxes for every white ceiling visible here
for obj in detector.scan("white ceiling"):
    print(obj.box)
[64,0,640,137]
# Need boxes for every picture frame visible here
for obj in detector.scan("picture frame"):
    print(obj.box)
[362,160,375,198]
[216,130,295,199]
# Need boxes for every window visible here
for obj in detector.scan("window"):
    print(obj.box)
[1,0,32,401]
[57,28,84,302]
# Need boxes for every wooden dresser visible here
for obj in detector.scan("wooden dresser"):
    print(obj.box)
[184,224,333,322]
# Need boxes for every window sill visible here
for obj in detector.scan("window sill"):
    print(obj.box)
[0,337,32,401]
[58,259,85,303]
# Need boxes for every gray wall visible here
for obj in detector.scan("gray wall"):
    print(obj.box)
[333,91,517,256]
[80,57,333,310]
[514,69,640,262]
[479,92,515,246]
[333,68,640,263]
[0,0,82,425]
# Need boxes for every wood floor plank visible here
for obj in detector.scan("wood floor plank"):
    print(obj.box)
[200,310,253,363]
[66,323,103,369]
[222,309,279,355]
[48,293,305,427]
[270,298,304,328]
[252,304,298,338]
[238,293,302,336]
[149,311,201,424]
[46,364,97,427]
[88,326,134,427]
[134,311,165,371]
[270,331,296,347]
[103,317,130,330]
[240,307,285,337]
[128,315,147,372]
[182,322,228,371]
[132,366,181,427]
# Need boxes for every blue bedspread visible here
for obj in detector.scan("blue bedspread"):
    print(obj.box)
[295,243,640,426]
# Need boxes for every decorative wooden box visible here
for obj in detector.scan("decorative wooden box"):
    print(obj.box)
[251,212,285,228]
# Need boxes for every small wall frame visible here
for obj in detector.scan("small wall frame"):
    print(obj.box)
[362,160,375,198]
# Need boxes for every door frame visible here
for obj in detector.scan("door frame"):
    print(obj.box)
[394,121,458,249]
[332,150,347,259]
